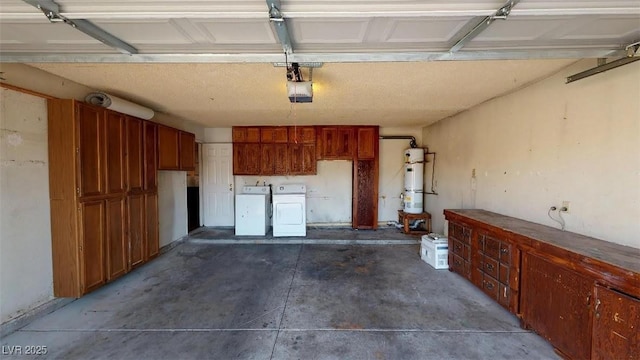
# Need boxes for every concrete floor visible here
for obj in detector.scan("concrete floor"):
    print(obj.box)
[1,240,559,359]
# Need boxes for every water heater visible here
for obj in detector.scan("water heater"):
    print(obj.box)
[403,148,424,214]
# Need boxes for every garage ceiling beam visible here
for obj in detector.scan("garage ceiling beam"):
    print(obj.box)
[449,0,520,53]
[22,0,138,55]
[1,48,625,64]
[266,0,293,54]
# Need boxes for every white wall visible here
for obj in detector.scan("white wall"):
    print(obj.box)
[422,59,640,249]
[204,127,232,143]
[158,171,189,246]
[0,88,53,323]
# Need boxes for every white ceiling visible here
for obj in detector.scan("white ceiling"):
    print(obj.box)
[1,1,638,127]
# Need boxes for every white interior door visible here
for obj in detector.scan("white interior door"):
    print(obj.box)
[202,143,234,226]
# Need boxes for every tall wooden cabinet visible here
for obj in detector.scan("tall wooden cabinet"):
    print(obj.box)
[47,99,160,297]
[352,126,379,229]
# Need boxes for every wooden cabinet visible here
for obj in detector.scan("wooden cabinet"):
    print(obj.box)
[357,127,377,159]
[448,221,473,281]
[158,125,197,171]
[143,121,157,191]
[521,252,593,360]
[105,111,126,195]
[106,197,127,281]
[289,143,316,175]
[475,230,520,312]
[158,124,180,170]
[48,99,160,298]
[232,126,260,143]
[77,103,104,199]
[145,193,159,259]
[79,200,106,293]
[591,285,640,360]
[233,126,316,176]
[180,131,196,171]
[261,127,288,143]
[352,159,378,229]
[443,209,640,360]
[126,116,144,193]
[352,126,379,230]
[317,126,354,160]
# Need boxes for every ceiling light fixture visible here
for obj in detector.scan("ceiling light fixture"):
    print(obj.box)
[23,0,138,55]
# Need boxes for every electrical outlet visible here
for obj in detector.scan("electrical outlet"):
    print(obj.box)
[561,201,571,213]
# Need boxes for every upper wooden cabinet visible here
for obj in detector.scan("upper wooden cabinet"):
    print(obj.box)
[157,125,180,170]
[158,124,196,171]
[357,127,377,159]
[317,126,354,160]
[179,131,196,171]
[289,143,316,175]
[105,111,126,196]
[233,143,261,175]
[126,116,144,193]
[233,127,260,143]
[77,103,105,199]
[261,127,288,143]
[289,126,316,144]
[143,121,158,191]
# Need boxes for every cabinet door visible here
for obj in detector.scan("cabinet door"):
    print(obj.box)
[126,117,144,192]
[357,127,377,159]
[592,285,640,360]
[105,111,126,195]
[317,126,354,160]
[232,127,260,143]
[233,143,261,175]
[261,144,275,175]
[261,127,288,143]
[521,252,592,360]
[77,103,105,198]
[274,144,289,175]
[352,159,378,229]
[289,143,316,175]
[145,193,159,260]
[289,126,315,143]
[180,131,196,170]
[158,125,180,170]
[128,194,145,268]
[79,200,106,293]
[105,197,127,280]
[143,121,158,191]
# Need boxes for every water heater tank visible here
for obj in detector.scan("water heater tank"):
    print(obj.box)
[404,148,424,214]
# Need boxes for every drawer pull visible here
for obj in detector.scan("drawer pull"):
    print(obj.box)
[485,263,494,271]
[485,282,494,290]
[500,248,508,254]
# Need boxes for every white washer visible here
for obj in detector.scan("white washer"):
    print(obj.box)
[272,184,306,237]
[235,186,271,236]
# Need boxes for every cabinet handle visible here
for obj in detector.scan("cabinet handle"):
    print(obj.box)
[586,293,591,306]
[595,298,601,313]
[455,259,462,266]
[500,248,508,254]
[485,282,494,290]
[485,263,494,271]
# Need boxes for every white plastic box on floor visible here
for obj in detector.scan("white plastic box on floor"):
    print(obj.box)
[420,234,449,269]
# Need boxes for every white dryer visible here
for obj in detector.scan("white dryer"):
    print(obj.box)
[272,184,306,237]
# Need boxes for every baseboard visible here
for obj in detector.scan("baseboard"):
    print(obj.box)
[1,297,75,338]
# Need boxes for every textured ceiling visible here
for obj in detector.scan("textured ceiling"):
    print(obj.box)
[30,59,577,127]
[2,1,637,127]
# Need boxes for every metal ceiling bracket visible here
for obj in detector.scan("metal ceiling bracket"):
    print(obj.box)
[566,57,640,84]
[272,62,323,68]
[22,0,138,55]
[266,0,293,54]
[449,0,520,53]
